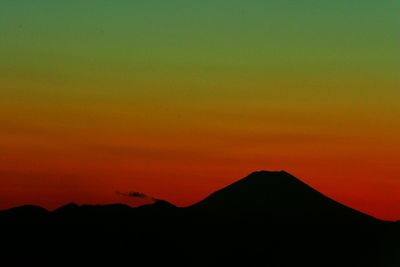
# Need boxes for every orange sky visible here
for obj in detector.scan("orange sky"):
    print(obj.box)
[0,1,399,220]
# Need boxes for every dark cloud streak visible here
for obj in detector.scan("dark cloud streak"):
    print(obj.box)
[116,191,148,199]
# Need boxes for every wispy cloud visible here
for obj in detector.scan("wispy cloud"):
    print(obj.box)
[116,191,148,199]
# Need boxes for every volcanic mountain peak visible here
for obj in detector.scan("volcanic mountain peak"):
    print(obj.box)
[189,170,378,224]
[228,170,307,188]
[193,170,317,204]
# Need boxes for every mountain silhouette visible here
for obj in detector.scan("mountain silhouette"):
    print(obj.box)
[0,204,48,224]
[2,204,48,215]
[189,170,378,223]
[0,170,398,266]
[136,199,177,210]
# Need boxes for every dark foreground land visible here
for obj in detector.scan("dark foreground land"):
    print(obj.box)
[1,171,399,266]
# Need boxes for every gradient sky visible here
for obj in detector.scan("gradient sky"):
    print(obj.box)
[0,1,399,220]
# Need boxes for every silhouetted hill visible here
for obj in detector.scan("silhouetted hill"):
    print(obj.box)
[54,202,80,213]
[4,204,48,214]
[0,170,398,266]
[136,199,177,214]
[0,204,48,224]
[189,171,378,224]
[137,199,176,209]
[52,200,176,217]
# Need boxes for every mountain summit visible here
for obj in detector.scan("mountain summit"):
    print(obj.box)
[189,171,378,223]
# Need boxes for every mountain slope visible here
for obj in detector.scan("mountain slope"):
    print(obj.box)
[189,171,379,224]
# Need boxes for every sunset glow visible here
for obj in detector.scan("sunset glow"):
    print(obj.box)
[1,1,399,220]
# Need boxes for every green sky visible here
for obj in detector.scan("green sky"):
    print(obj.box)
[0,1,399,219]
